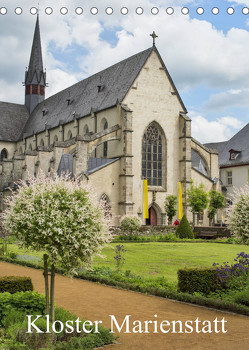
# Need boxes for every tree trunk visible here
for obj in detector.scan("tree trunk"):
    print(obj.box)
[50,263,55,323]
[43,254,49,315]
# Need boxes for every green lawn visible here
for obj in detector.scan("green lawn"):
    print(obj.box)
[7,242,249,283]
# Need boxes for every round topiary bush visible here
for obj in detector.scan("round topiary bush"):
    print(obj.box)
[120,216,141,234]
[176,215,194,239]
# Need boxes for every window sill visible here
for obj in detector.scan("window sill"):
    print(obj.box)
[148,186,167,192]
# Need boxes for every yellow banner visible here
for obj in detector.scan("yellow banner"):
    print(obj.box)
[178,181,183,220]
[143,180,149,219]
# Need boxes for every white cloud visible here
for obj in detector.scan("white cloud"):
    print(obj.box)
[1,0,249,120]
[205,88,249,110]
[227,0,249,6]
[190,113,244,143]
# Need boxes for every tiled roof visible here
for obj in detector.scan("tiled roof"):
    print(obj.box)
[87,157,119,174]
[25,15,44,84]
[21,47,155,138]
[57,153,74,178]
[205,123,249,167]
[0,102,29,141]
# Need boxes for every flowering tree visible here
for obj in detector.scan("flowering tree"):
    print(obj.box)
[3,172,111,322]
[227,183,249,243]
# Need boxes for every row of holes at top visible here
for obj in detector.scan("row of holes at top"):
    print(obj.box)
[1,7,249,16]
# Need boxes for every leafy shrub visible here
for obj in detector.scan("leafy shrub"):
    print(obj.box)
[0,276,33,294]
[176,215,194,239]
[0,291,46,326]
[4,317,56,350]
[213,252,249,290]
[234,289,249,306]
[120,216,141,233]
[178,268,218,295]
[0,293,115,350]
[8,252,17,259]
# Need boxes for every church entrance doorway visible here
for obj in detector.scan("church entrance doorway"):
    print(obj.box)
[146,207,157,226]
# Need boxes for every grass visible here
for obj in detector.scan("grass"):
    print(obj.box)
[7,242,249,283]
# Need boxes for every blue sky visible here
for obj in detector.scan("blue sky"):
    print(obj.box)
[0,0,249,143]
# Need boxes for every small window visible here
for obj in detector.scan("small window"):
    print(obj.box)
[40,139,44,147]
[32,85,38,95]
[83,125,89,135]
[53,135,58,144]
[227,171,232,185]
[40,86,45,96]
[28,144,32,151]
[0,149,8,162]
[67,130,72,140]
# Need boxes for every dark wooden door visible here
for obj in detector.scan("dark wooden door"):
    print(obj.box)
[150,207,157,226]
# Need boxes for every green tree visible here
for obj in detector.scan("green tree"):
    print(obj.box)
[227,184,249,244]
[164,195,177,225]
[208,190,226,225]
[187,181,208,225]
[120,216,141,234]
[3,172,111,322]
[176,214,194,239]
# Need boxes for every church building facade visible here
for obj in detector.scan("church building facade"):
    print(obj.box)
[0,17,221,226]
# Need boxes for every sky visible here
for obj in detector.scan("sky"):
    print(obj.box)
[0,0,249,143]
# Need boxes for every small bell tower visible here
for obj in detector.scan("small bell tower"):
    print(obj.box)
[25,15,46,114]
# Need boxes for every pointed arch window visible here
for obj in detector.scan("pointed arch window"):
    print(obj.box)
[142,124,163,186]
[0,149,8,162]
[103,121,108,157]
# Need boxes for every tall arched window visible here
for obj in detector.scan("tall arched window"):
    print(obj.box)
[103,121,108,157]
[0,149,8,162]
[142,123,164,187]
[100,193,112,219]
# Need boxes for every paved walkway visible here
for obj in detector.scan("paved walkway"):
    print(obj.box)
[1,261,249,350]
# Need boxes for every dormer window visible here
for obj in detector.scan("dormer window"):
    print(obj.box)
[229,149,241,160]
[67,98,74,105]
[97,84,104,92]
[42,108,48,116]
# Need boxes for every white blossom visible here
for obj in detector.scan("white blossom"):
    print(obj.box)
[3,171,112,273]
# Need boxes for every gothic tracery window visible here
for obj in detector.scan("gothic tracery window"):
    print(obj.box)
[142,124,163,186]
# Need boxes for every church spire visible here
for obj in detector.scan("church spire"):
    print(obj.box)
[25,15,46,114]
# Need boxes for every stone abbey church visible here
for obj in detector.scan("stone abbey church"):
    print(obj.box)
[0,17,221,226]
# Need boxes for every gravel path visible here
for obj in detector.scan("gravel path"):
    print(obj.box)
[1,261,249,350]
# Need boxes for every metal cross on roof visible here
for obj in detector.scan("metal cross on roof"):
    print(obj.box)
[150,31,158,46]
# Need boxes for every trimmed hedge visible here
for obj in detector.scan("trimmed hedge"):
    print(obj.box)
[0,276,33,293]
[1,255,249,317]
[178,268,218,295]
